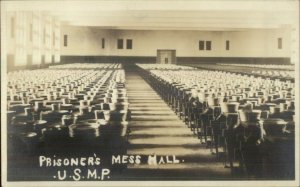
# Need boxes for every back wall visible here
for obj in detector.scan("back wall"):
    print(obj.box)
[60,26,292,64]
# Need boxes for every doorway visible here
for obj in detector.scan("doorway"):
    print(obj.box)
[156,49,176,64]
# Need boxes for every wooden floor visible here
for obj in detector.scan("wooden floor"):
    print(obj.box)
[113,69,231,180]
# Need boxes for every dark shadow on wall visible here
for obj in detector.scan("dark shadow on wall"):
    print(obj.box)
[6,55,291,72]
[60,56,157,64]
[176,57,291,65]
[60,56,290,65]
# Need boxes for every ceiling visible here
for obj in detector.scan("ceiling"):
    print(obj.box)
[2,0,299,31]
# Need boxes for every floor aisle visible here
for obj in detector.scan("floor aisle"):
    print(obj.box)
[114,67,231,180]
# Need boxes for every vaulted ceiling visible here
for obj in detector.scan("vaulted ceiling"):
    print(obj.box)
[2,0,299,31]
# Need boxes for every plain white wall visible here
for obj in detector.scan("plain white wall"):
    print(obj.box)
[220,29,291,57]
[61,26,113,56]
[61,26,291,58]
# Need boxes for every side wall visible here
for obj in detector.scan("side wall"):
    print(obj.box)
[4,11,61,72]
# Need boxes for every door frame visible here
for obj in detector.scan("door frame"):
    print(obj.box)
[156,49,176,64]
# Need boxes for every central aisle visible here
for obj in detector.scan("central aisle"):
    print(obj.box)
[116,65,231,180]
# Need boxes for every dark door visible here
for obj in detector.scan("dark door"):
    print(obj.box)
[157,49,176,64]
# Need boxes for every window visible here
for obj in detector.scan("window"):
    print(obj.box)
[206,41,212,50]
[44,27,46,44]
[53,32,55,46]
[226,40,230,50]
[11,17,15,38]
[64,35,68,47]
[29,24,33,42]
[126,39,132,49]
[199,40,205,50]
[117,39,123,49]
[278,38,282,49]
[102,38,105,49]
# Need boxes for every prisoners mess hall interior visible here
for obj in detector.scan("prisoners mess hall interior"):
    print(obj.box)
[1,0,299,182]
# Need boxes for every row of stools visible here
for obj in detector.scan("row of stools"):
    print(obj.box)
[187,64,295,81]
[251,70,294,79]
[218,63,295,70]
[7,65,130,157]
[49,63,123,69]
[136,63,196,70]
[138,65,295,179]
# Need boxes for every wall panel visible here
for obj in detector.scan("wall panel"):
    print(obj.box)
[61,26,291,61]
[4,11,61,71]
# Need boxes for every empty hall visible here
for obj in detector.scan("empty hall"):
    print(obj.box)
[1,0,299,185]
